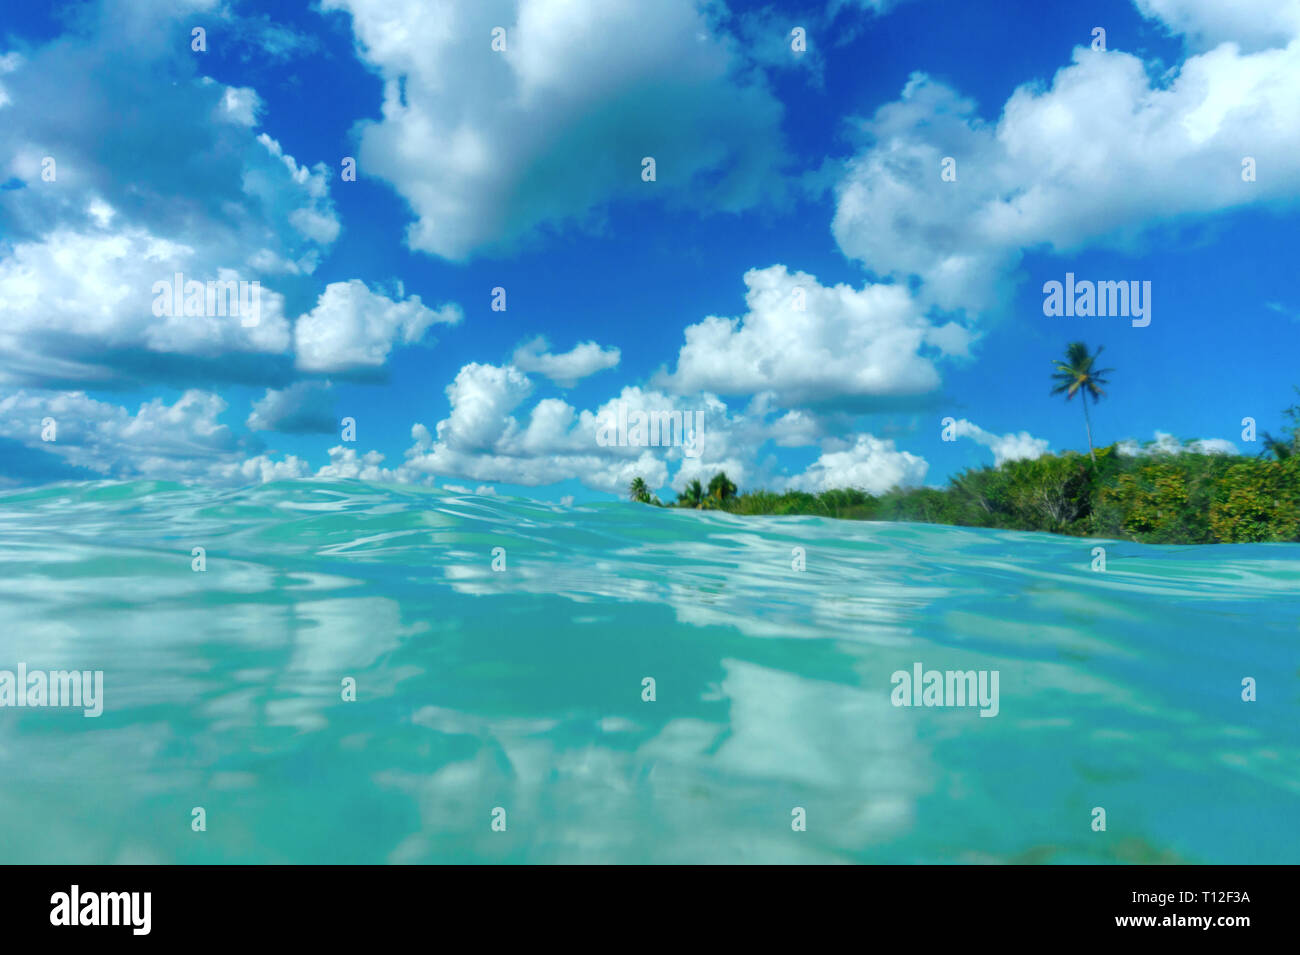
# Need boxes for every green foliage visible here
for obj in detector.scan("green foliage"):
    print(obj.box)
[706,471,737,504]
[994,452,1095,532]
[1209,458,1300,542]
[675,478,704,509]
[1050,342,1111,402]
[1092,453,1224,543]
[626,415,1300,543]
[628,477,652,504]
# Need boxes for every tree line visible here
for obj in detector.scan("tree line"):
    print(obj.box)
[626,344,1300,544]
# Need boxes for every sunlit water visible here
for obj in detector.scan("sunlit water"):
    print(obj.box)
[0,479,1296,864]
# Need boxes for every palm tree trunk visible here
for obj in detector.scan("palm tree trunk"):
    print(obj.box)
[1081,398,1096,464]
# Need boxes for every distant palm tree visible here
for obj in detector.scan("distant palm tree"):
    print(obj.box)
[1051,342,1112,464]
[707,471,737,503]
[628,477,652,504]
[677,479,704,509]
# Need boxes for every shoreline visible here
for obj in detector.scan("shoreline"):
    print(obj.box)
[631,444,1300,546]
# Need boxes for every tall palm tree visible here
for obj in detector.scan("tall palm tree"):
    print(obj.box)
[628,477,652,503]
[707,471,737,504]
[1051,342,1112,464]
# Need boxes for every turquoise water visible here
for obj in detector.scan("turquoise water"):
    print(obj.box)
[0,479,1296,864]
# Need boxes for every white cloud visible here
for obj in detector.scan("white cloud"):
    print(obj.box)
[1134,0,1300,51]
[656,264,970,406]
[1117,431,1239,456]
[217,85,262,126]
[253,133,341,248]
[320,0,785,259]
[0,227,295,387]
[294,280,462,374]
[511,336,620,386]
[246,381,336,433]
[0,387,437,486]
[209,453,311,484]
[400,365,764,493]
[392,356,937,497]
[315,446,424,483]
[783,434,928,494]
[403,371,671,493]
[0,2,342,388]
[831,23,1300,314]
[435,363,535,452]
[764,408,825,448]
[949,418,1050,465]
[0,387,358,486]
[0,389,248,482]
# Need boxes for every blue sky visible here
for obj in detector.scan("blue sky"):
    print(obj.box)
[1,0,1298,501]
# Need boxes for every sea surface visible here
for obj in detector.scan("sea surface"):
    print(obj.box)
[0,479,1296,864]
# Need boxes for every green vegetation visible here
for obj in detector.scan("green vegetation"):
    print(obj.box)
[632,471,735,510]
[624,349,1300,544]
[627,446,1300,543]
[628,476,661,506]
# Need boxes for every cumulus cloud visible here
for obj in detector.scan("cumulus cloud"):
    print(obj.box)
[831,10,1300,315]
[948,418,1050,465]
[397,363,801,494]
[391,355,934,496]
[1134,0,1300,51]
[0,389,247,482]
[511,336,620,387]
[0,35,338,265]
[0,225,293,388]
[320,0,786,259]
[0,387,360,486]
[246,381,336,433]
[403,366,675,493]
[0,388,452,486]
[0,0,341,388]
[435,363,536,452]
[0,2,448,393]
[315,446,424,483]
[209,453,311,485]
[764,408,825,448]
[294,280,463,375]
[656,265,970,407]
[783,434,928,494]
